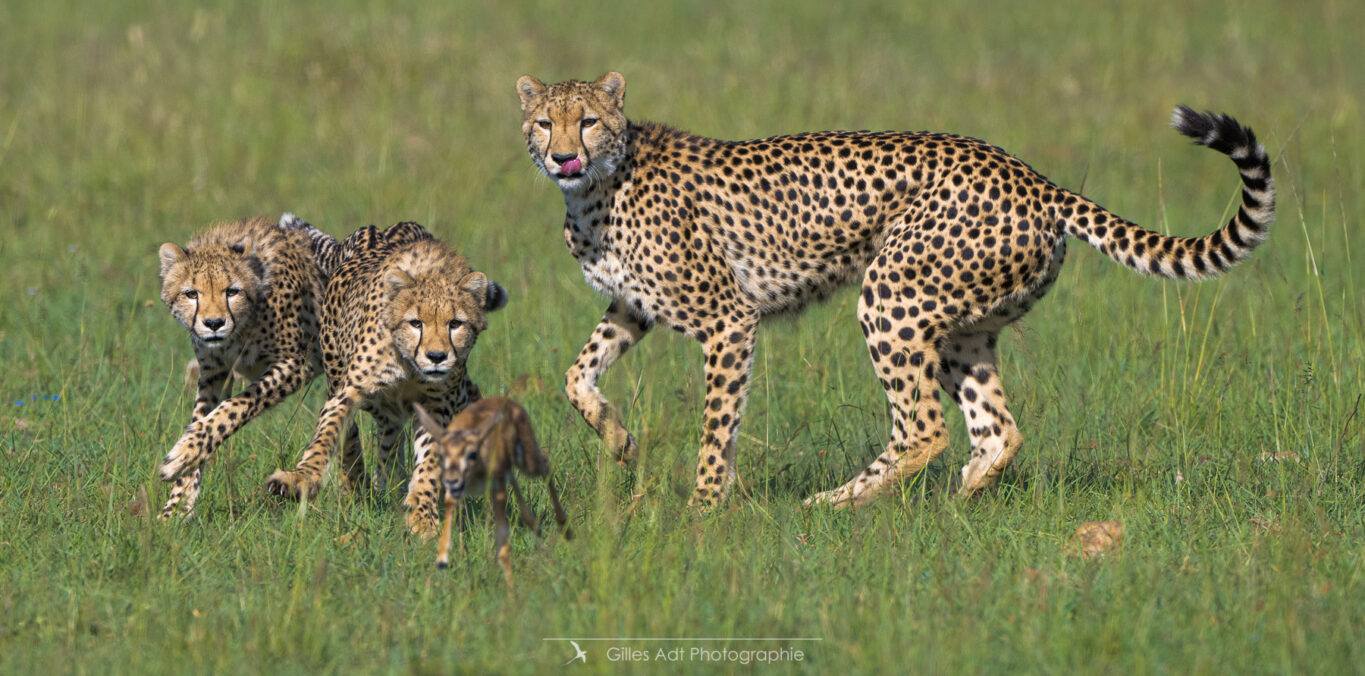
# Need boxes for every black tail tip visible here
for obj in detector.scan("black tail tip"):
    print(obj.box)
[279,212,311,230]
[485,281,509,312]
[1171,105,1258,156]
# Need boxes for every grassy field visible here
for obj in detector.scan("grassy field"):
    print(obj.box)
[2,0,1363,672]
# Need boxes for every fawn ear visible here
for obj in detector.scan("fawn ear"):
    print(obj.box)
[469,409,504,442]
[412,403,445,439]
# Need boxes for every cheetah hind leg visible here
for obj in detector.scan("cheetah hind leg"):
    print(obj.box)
[958,426,1023,496]
[935,331,1025,497]
[803,349,952,509]
[806,264,955,508]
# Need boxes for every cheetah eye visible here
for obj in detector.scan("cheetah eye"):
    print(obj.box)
[449,319,464,330]
[408,319,423,329]
[183,290,198,300]
[225,287,241,298]
[581,118,598,129]
[536,119,552,131]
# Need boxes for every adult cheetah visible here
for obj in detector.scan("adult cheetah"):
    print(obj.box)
[157,216,326,518]
[516,72,1273,508]
[264,221,508,537]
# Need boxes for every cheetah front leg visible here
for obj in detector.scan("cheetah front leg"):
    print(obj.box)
[160,357,229,518]
[564,302,652,463]
[689,312,759,508]
[161,356,314,481]
[159,469,204,520]
[157,355,235,519]
[404,402,451,539]
[336,420,366,495]
[371,411,409,496]
[266,383,361,500]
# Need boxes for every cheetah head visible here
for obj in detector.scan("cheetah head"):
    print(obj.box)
[158,238,268,348]
[412,402,503,500]
[516,71,628,192]
[382,253,508,383]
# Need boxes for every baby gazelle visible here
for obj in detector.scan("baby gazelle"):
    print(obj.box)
[413,398,571,586]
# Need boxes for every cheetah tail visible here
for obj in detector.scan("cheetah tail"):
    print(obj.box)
[280,213,344,278]
[1060,106,1274,280]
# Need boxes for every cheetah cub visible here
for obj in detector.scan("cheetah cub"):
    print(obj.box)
[264,222,508,539]
[157,216,325,518]
[517,72,1273,508]
[413,398,571,587]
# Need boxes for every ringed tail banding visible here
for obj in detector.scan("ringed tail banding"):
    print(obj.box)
[1061,106,1274,281]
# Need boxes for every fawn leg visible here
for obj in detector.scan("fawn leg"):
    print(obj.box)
[508,474,541,537]
[436,495,458,569]
[545,475,571,540]
[492,478,513,587]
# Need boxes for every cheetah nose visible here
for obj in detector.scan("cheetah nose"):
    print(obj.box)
[425,350,448,364]
[202,318,226,330]
[551,153,577,164]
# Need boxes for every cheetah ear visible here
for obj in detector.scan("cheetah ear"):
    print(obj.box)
[228,235,255,257]
[594,71,626,108]
[412,403,446,440]
[516,75,546,111]
[384,267,416,300]
[231,237,270,294]
[158,243,187,278]
[458,272,508,312]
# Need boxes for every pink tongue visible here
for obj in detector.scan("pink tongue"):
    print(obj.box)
[560,158,582,175]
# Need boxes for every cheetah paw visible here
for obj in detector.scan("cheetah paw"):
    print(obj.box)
[802,484,868,509]
[686,488,724,511]
[604,427,638,464]
[265,470,319,500]
[156,504,196,521]
[406,509,439,541]
[159,429,207,481]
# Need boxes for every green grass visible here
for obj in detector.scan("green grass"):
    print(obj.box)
[3,0,1363,672]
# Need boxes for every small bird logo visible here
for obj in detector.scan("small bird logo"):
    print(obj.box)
[564,640,588,665]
